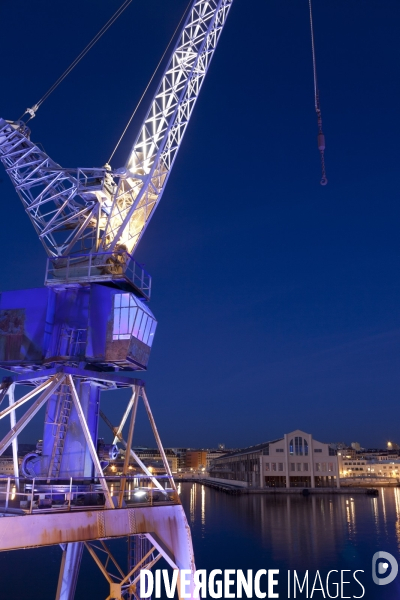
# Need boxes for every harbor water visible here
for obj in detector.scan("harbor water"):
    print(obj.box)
[0,482,399,599]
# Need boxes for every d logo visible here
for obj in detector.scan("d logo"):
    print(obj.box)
[372,552,398,586]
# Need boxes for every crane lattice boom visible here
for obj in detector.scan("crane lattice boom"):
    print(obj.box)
[102,0,233,255]
[0,0,233,260]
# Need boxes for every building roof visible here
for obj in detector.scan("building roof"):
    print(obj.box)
[211,439,284,461]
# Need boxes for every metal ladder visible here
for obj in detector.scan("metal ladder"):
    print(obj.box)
[58,325,87,358]
[48,384,73,480]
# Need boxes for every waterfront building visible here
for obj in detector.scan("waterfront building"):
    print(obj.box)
[338,447,358,460]
[0,457,15,475]
[209,430,340,489]
[173,448,233,472]
[169,448,187,470]
[367,461,400,478]
[106,448,178,475]
[338,455,400,480]
[132,448,178,473]
[359,449,400,461]
[185,450,207,471]
[206,450,227,468]
[337,454,368,476]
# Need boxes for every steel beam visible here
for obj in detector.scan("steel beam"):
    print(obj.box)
[1,367,145,389]
[0,505,186,558]
[67,375,114,509]
[0,375,65,456]
[0,383,11,409]
[141,388,176,491]
[56,542,83,600]
[7,384,19,488]
[118,387,138,507]
[0,375,59,421]
[100,410,167,494]
[112,389,136,445]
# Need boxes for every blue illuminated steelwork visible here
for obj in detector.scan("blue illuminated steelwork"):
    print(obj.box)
[0,1,234,598]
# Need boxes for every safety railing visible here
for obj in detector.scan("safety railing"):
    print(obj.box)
[0,475,178,516]
[45,251,151,300]
[75,168,108,192]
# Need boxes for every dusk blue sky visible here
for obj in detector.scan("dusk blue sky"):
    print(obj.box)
[0,0,399,449]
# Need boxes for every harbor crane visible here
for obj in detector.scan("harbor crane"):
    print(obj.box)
[0,1,234,598]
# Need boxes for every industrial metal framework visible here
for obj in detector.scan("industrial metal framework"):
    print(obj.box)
[0,1,234,598]
[0,369,194,599]
[0,0,233,260]
[104,0,234,255]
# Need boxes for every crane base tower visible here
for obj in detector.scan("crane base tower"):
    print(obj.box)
[0,365,195,600]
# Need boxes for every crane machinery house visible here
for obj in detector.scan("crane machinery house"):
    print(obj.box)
[0,285,157,370]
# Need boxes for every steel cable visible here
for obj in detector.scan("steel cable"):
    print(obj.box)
[107,0,193,164]
[308,0,328,185]
[21,0,133,121]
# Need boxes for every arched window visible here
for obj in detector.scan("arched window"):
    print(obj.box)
[290,436,308,456]
[295,436,303,456]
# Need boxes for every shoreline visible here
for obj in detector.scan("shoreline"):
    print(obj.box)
[178,477,382,496]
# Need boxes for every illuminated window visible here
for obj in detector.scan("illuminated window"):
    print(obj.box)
[265,463,270,471]
[271,463,277,472]
[290,436,309,456]
[113,293,137,340]
[113,293,157,346]
[295,437,303,456]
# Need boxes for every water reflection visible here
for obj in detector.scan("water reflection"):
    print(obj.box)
[394,488,400,552]
[382,488,388,537]
[201,484,205,529]
[189,482,196,525]
[180,483,400,574]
